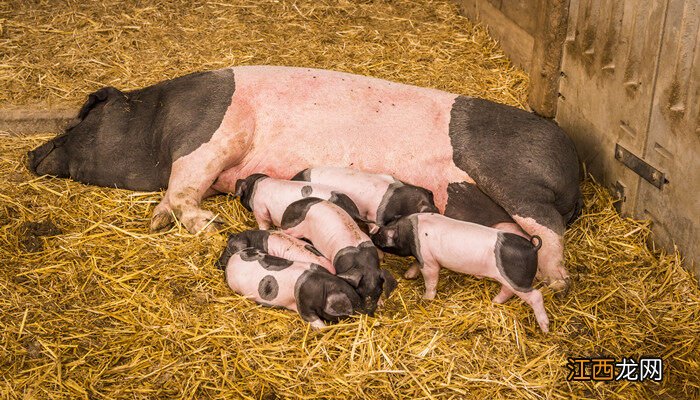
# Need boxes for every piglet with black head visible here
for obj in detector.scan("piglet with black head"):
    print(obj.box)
[280,197,397,315]
[291,166,438,230]
[234,173,369,233]
[221,247,362,329]
[372,213,550,332]
[217,229,334,273]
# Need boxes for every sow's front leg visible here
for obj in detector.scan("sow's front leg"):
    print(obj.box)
[151,101,255,234]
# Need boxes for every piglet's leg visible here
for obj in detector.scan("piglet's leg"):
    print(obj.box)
[309,319,327,329]
[404,261,421,280]
[492,286,515,304]
[253,208,273,230]
[513,288,549,333]
[420,262,440,300]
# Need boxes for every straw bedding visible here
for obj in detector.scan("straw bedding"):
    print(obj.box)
[1,1,698,399]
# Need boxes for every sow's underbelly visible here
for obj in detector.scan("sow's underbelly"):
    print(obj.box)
[212,66,475,211]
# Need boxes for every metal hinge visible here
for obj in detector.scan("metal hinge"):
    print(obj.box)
[614,144,669,189]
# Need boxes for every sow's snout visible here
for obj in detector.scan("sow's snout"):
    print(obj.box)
[27,138,68,177]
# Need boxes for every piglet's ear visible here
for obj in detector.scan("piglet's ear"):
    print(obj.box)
[385,228,398,247]
[381,269,398,298]
[234,179,247,198]
[215,237,236,270]
[419,201,438,213]
[337,270,362,288]
[323,293,354,317]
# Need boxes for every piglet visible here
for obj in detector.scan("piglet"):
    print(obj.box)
[217,229,335,274]
[281,197,397,314]
[292,166,438,228]
[234,173,367,232]
[372,213,549,332]
[219,247,362,329]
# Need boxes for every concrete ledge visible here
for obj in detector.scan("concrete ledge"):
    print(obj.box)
[0,107,76,136]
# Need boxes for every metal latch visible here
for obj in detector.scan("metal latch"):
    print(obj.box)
[614,144,669,189]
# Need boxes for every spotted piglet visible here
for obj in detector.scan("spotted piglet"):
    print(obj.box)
[281,197,397,314]
[372,213,549,332]
[235,173,368,232]
[217,229,335,274]
[292,166,438,228]
[218,247,362,329]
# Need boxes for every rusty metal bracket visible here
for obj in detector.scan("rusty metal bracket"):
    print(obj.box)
[614,144,669,189]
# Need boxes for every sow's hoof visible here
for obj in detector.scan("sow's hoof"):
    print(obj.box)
[182,210,224,234]
[150,210,175,232]
[150,208,223,234]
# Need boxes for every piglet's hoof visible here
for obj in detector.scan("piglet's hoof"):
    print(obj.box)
[309,320,326,330]
[403,262,421,280]
[150,211,175,232]
[422,291,436,300]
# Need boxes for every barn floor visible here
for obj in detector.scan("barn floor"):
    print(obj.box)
[1,1,698,399]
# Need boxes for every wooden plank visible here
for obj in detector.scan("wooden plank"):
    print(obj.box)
[454,0,535,71]
[528,0,570,117]
[556,0,667,216]
[500,0,539,35]
[637,0,700,276]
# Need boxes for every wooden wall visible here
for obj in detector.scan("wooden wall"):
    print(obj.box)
[455,0,700,277]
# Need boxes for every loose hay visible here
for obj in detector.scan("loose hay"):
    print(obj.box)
[1,1,699,399]
[0,0,527,108]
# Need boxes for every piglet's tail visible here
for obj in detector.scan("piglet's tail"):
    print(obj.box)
[530,235,543,252]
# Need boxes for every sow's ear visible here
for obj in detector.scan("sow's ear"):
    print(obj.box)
[381,269,398,298]
[76,87,124,121]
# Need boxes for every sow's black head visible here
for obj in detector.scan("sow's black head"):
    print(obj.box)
[28,87,130,184]
[234,173,269,211]
[27,69,235,191]
[333,242,397,315]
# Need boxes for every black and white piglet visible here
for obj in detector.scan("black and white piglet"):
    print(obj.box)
[217,229,334,273]
[292,166,438,228]
[281,197,397,314]
[234,173,367,232]
[371,213,549,332]
[219,247,362,329]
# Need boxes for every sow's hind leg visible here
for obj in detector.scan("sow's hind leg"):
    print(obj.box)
[448,96,582,293]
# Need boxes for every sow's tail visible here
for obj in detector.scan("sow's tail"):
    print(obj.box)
[530,235,543,252]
